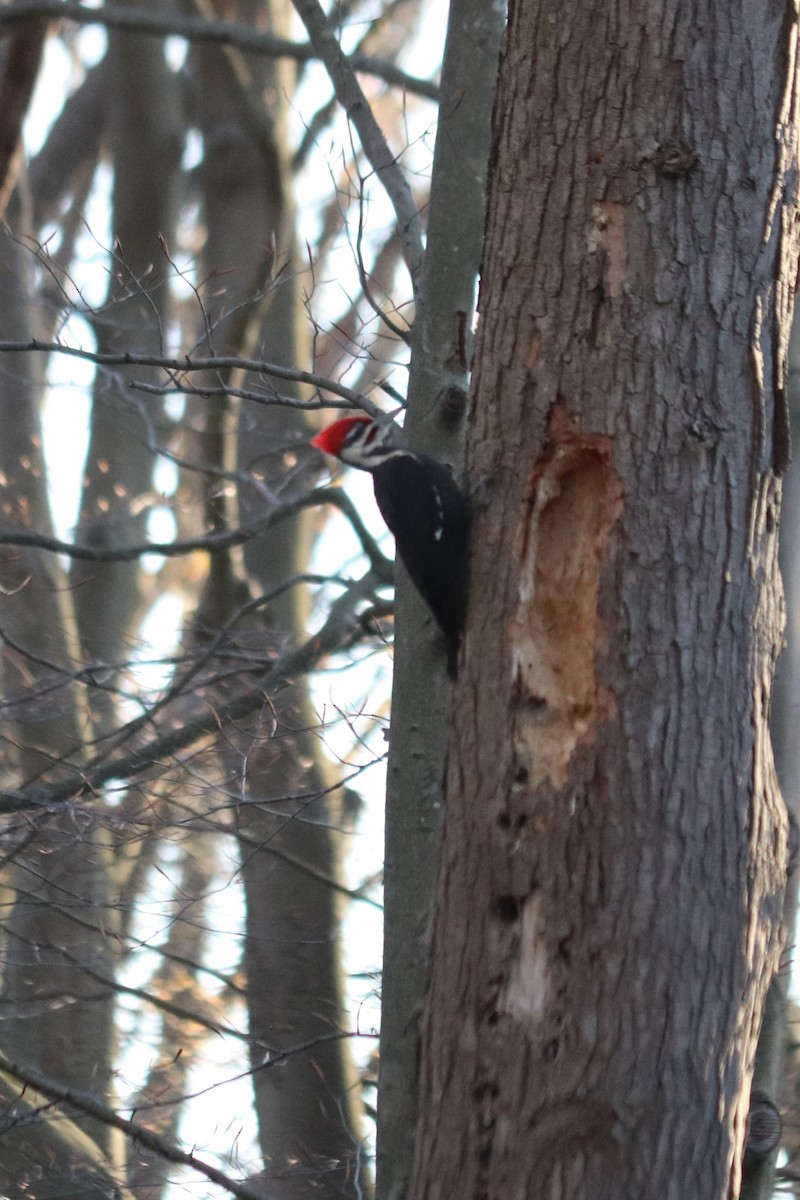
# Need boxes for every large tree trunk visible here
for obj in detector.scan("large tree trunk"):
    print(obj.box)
[410,2,796,1198]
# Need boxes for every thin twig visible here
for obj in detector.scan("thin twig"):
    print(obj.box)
[290,0,425,294]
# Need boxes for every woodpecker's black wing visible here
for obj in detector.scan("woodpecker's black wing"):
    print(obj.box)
[371,451,469,676]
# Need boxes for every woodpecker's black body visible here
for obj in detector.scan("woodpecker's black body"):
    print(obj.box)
[371,450,469,676]
[311,417,470,677]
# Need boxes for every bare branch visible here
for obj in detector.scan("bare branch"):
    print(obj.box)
[290,0,426,294]
[85,572,363,762]
[0,524,250,561]
[0,1054,268,1200]
[0,927,249,1042]
[0,1,439,100]
[130,377,354,409]
[0,338,385,412]
[0,486,393,573]
[0,569,389,813]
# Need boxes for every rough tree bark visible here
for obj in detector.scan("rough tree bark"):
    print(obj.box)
[410,2,796,1198]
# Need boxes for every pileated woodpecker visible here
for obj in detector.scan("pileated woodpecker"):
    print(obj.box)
[311,416,470,677]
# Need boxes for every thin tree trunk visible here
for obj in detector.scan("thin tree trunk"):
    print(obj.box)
[411,2,796,1197]
[0,216,117,1166]
[71,9,182,708]
[377,4,503,1195]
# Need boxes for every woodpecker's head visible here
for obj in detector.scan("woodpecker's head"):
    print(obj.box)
[311,416,399,471]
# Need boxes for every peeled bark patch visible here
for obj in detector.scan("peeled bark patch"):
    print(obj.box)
[511,402,623,788]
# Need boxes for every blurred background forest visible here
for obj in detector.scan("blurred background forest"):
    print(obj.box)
[0,0,448,1195]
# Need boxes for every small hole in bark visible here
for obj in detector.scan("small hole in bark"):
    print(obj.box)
[497,811,511,829]
[544,1039,559,1062]
[438,383,468,428]
[496,895,520,923]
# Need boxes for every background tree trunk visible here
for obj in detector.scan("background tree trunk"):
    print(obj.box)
[0,199,120,1166]
[410,2,796,1198]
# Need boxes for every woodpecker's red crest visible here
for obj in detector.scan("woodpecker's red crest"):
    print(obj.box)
[311,416,375,458]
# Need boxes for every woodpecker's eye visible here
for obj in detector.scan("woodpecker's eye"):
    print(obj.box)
[364,425,380,444]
